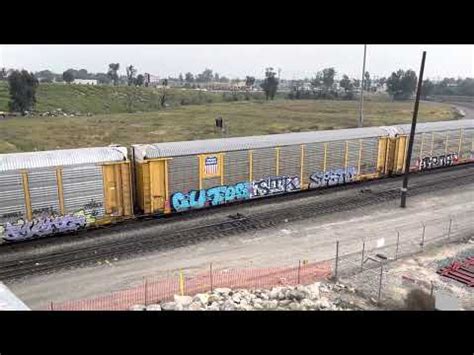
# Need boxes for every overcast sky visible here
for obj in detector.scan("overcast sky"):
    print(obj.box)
[0,45,472,80]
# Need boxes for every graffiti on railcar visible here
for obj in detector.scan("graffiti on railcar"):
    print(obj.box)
[0,209,97,242]
[250,176,300,197]
[418,153,458,171]
[83,199,103,217]
[171,182,250,212]
[1,211,23,219]
[308,167,357,189]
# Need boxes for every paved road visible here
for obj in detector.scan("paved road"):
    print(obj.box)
[427,98,474,120]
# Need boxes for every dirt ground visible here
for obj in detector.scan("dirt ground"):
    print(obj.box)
[6,178,473,310]
[379,242,473,310]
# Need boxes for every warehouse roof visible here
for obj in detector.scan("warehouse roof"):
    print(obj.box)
[0,146,128,172]
[133,126,390,160]
[133,120,474,159]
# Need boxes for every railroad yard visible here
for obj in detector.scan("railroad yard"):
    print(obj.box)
[1,44,473,314]
[3,164,473,310]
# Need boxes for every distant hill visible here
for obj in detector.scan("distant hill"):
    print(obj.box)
[0,82,263,115]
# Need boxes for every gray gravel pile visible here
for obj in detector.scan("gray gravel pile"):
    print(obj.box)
[130,282,357,311]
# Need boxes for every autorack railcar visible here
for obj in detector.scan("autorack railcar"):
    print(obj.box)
[0,119,472,243]
[131,119,473,216]
[0,147,133,242]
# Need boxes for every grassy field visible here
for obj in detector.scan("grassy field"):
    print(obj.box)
[0,99,455,153]
[0,81,265,114]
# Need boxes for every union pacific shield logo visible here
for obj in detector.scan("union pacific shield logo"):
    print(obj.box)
[204,155,219,177]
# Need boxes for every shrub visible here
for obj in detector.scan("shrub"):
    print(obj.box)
[404,289,435,310]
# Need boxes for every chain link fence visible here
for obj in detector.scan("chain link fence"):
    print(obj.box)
[45,211,473,310]
[333,211,473,306]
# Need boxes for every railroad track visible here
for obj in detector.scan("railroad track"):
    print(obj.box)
[0,164,473,280]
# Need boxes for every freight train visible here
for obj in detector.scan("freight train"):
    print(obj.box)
[1,119,473,242]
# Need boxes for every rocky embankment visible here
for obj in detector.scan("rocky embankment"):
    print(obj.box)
[130,282,363,311]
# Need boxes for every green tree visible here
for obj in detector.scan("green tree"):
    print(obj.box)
[126,65,137,86]
[178,73,184,83]
[107,63,120,86]
[458,78,474,96]
[339,74,354,99]
[185,72,194,83]
[421,79,435,99]
[62,70,75,84]
[196,68,213,83]
[339,75,353,92]
[260,67,279,100]
[135,74,145,86]
[311,68,336,98]
[0,68,6,80]
[322,68,336,91]
[386,69,417,100]
[364,71,371,91]
[245,76,256,88]
[7,70,39,113]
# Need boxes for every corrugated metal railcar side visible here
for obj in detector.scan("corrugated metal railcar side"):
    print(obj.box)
[132,125,392,215]
[0,147,133,242]
[393,119,474,173]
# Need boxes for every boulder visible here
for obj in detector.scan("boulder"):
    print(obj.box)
[222,300,236,311]
[174,295,193,306]
[208,302,220,311]
[279,300,291,306]
[269,287,282,300]
[306,284,321,300]
[161,302,177,311]
[188,302,203,311]
[214,288,231,296]
[300,299,315,310]
[231,294,241,304]
[208,294,220,304]
[263,300,278,310]
[193,293,209,305]
[289,302,302,311]
[129,304,146,311]
[146,304,162,311]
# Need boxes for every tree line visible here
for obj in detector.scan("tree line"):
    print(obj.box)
[1,65,472,114]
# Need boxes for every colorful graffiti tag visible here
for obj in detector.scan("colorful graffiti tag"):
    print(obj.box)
[418,153,458,171]
[308,167,357,189]
[171,182,250,212]
[0,210,97,242]
[250,176,300,197]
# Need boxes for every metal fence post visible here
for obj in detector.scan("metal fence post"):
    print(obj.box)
[50,301,54,311]
[144,278,148,306]
[421,223,426,250]
[447,218,452,239]
[361,241,365,271]
[395,231,400,260]
[334,241,340,281]
[377,264,383,304]
[210,263,213,292]
[179,269,185,296]
[297,260,301,284]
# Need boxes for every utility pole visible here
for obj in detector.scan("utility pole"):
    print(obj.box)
[358,44,367,128]
[400,51,427,208]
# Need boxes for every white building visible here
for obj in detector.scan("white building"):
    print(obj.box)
[72,79,98,85]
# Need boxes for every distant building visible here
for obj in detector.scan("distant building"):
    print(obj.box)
[144,73,161,87]
[72,79,98,85]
